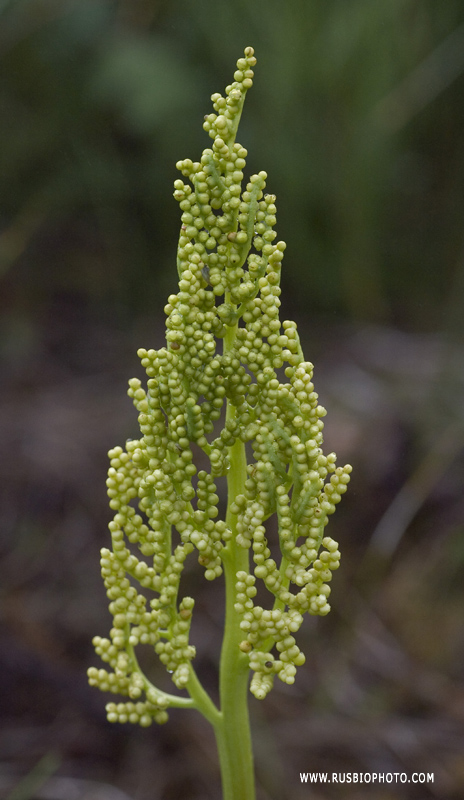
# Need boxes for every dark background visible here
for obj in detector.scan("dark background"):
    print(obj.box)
[1,2,464,799]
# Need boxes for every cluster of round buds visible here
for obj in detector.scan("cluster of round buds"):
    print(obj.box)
[89,46,352,724]
[229,387,350,691]
[105,700,167,727]
[236,595,306,699]
[228,349,351,690]
[88,664,130,697]
[154,597,196,689]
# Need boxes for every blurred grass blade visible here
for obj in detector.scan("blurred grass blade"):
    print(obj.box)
[373,24,464,132]
[6,753,61,800]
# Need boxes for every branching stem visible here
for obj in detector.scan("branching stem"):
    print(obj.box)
[211,317,256,800]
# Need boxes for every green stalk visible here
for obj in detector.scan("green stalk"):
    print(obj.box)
[212,319,255,800]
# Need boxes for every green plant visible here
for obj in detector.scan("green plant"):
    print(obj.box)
[88,46,352,800]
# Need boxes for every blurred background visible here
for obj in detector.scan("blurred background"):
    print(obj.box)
[1,1,464,798]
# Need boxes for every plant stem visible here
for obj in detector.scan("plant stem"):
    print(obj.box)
[186,664,221,726]
[212,319,256,800]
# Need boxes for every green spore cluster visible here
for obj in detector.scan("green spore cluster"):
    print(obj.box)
[88,46,352,726]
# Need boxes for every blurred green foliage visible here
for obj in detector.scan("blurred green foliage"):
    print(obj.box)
[1,0,464,327]
[2,7,464,797]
